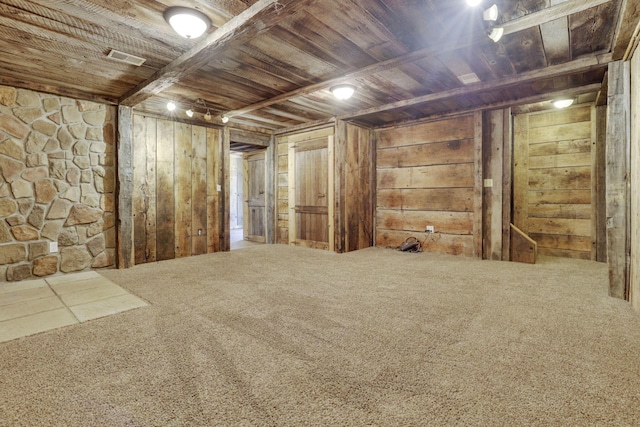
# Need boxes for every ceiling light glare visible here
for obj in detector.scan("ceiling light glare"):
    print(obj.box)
[164,7,211,39]
[483,4,499,21]
[466,0,482,6]
[488,27,504,42]
[167,101,176,111]
[185,109,194,117]
[221,115,229,124]
[553,99,574,109]
[331,84,356,100]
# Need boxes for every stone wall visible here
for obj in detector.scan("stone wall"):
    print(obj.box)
[0,86,116,282]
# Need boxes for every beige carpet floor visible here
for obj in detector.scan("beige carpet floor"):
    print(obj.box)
[1,245,640,426]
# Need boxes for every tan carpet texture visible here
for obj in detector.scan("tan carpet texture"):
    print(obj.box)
[1,245,640,426]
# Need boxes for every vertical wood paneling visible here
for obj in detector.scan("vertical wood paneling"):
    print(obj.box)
[276,135,289,244]
[191,126,207,255]
[156,119,176,261]
[590,106,598,261]
[502,109,513,261]
[631,51,640,310]
[595,106,607,262]
[334,120,346,253]
[206,128,222,253]
[513,114,529,230]
[222,127,231,251]
[349,123,374,250]
[514,105,595,260]
[144,117,157,263]
[265,136,276,244]
[375,115,476,257]
[117,106,134,268]
[174,123,192,258]
[482,109,505,260]
[132,116,224,265]
[132,115,148,265]
[607,60,631,299]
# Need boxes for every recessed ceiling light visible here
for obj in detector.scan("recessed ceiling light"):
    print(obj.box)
[331,84,356,100]
[553,99,574,109]
[164,7,211,39]
[466,0,482,6]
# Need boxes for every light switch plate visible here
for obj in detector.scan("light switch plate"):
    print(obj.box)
[217,184,221,192]
[484,179,493,188]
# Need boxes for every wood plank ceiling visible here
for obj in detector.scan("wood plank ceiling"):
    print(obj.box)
[0,0,635,130]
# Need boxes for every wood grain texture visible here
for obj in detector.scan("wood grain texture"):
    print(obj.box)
[630,50,640,309]
[606,60,630,299]
[191,126,208,255]
[117,105,134,268]
[155,119,176,261]
[510,224,537,264]
[206,128,222,253]
[174,122,193,258]
[130,116,225,264]
[513,105,595,260]
[375,114,476,257]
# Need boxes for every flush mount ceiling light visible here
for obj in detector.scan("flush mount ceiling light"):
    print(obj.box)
[483,4,499,21]
[164,7,211,39]
[331,84,356,100]
[466,0,482,6]
[553,99,574,109]
[488,26,504,42]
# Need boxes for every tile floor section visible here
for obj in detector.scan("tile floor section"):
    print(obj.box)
[0,271,148,343]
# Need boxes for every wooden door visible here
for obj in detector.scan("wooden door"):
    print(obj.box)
[288,132,334,250]
[243,151,266,243]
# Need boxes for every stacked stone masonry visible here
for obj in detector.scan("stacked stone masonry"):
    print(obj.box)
[0,86,116,281]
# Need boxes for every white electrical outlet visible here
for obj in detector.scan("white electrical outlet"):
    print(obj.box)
[217,184,221,192]
[484,178,493,188]
[426,225,434,233]
[49,241,58,253]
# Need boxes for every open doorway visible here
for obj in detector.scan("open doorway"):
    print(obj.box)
[229,152,245,249]
[230,148,267,250]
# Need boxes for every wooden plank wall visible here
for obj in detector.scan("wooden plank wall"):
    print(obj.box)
[606,61,631,299]
[375,114,479,257]
[629,52,640,309]
[513,105,596,260]
[132,115,223,265]
[482,109,512,260]
[276,133,291,244]
[337,121,375,252]
[276,123,375,252]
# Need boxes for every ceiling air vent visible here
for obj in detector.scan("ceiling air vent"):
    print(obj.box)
[457,73,481,85]
[107,49,146,66]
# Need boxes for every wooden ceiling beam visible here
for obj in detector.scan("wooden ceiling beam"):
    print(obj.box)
[120,0,302,107]
[338,57,606,120]
[502,0,613,36]
[225,0,612,120]
[612,0,640,59]
[224,38,478,118]
[0,75,118,105]
[375,83,602,130]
